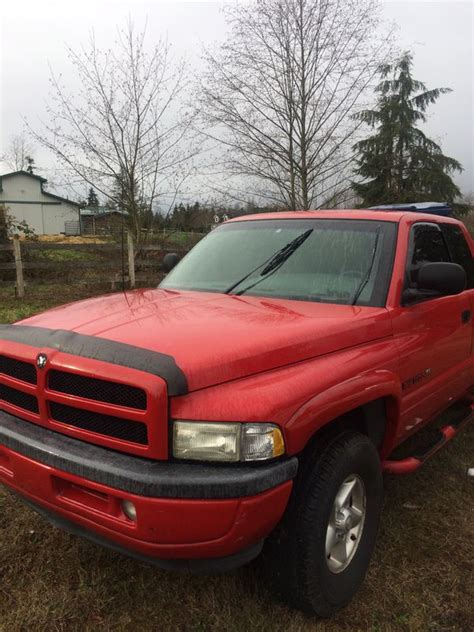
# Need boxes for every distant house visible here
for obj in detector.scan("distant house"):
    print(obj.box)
[80,207,127,234]
[0,170,81,235]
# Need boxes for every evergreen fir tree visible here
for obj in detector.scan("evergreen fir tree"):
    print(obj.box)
[353,52,462,205]
[87,187,100,208]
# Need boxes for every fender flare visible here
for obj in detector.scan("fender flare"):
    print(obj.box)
[285,369,402,457]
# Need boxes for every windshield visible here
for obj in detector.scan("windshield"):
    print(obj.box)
[160,219,397,306]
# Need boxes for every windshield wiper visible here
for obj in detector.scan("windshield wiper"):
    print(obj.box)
[224,229,313,296]
[350,226,381,306]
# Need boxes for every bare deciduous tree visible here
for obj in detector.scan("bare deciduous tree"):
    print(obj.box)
[1,134,35,172]
[29,21,196,242]
[201,0,393,210]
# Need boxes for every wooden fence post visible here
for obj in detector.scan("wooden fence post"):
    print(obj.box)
[13,235,25,298]
[127,232,136,289]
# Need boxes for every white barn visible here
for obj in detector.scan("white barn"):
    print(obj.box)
[0,170,81,235]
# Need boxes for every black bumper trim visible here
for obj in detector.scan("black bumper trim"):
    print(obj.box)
[0,410,298,499]
[17,494,264,574]
[0,324,188,396]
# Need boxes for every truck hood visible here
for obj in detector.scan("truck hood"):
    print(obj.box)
[18,289,392,393]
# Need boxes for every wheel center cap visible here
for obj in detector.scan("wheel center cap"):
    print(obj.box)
[335,508,352,532]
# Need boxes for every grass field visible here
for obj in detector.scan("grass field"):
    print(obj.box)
[0,286,473,632]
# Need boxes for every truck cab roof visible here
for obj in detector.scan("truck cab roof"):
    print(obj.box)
[228,209,461,225]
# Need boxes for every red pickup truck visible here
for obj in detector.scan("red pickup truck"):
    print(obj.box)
[0,210,473,616]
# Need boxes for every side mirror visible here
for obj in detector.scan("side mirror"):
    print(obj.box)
[403,262,466,305]
[162,252,180,273]
[418,262,466,295]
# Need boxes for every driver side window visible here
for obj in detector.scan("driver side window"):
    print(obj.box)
[406,223,450,288]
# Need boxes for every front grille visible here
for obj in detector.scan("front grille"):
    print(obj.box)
[49,402,148,445]
[0,355,37,384]
[0,345,159,456]
[48,370,147,410]
[0,383,39,413]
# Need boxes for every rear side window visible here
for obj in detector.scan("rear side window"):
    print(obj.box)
[441,224,474,288]
[406,223,450,286]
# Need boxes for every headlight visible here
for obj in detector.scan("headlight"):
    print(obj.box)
[173,421,285,462]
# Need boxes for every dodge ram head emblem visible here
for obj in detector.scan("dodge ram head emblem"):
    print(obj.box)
[36,353,48,369]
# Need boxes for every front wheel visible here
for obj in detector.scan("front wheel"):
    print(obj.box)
[274,431,383,617]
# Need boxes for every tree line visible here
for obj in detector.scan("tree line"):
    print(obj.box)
[2,0,467,244]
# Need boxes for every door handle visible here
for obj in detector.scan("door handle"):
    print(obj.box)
[461,309,471,324]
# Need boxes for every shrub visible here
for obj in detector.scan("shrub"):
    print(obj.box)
[0,204,37,242]
[0,204,8,243]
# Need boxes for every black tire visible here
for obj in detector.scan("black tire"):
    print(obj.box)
[272,431,383,617]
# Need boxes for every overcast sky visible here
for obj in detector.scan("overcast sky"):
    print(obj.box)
[1,0,472,201]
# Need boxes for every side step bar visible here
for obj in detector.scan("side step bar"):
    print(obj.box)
[383,404,474,475]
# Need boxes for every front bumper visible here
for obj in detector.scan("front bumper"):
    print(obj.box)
[0,410,297,570]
